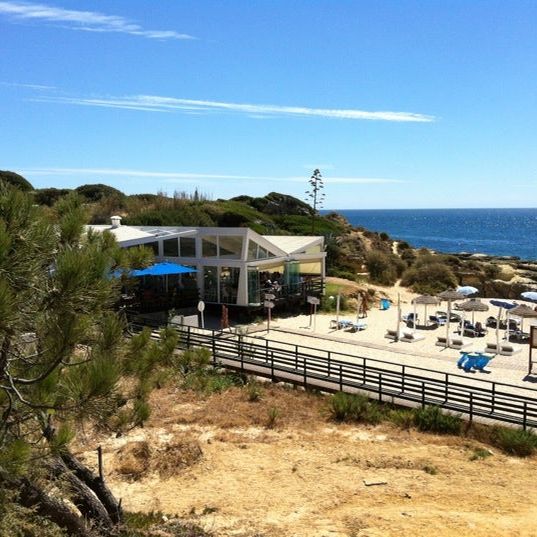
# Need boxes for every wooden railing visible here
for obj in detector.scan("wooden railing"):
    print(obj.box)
[133,321,537,430]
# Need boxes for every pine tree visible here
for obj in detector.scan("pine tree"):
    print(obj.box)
[0,184,177,535]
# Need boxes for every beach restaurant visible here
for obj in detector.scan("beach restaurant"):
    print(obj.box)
[88,216,326,308]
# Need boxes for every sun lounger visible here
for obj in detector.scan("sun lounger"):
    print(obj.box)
[449,338,471,350]
[499,344,522,356]
[485,342,499,354]
[348,322,367,332]
[436,336,448,347]
[400,331,425,343]
[463,355,478,372]
[385,329,399,341]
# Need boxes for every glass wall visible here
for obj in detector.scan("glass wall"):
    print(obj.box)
[220,267,240,304]
[247,239,274,260]
[163,238,179,257]
[146,241,159,256]
[202,236,218,257]
[203,266,218,302]
[219,236,243,259]
[247,268,260,304]
[180,237,196,257]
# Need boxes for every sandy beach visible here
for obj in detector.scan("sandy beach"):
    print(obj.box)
[247,285,537,391]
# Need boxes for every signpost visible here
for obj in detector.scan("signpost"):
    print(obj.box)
[197,300,205,329]
[529,326,537,375]
[307,295,320,332]
[264,294,275,332]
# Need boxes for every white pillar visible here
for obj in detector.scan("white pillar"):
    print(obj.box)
[236,267,249,306]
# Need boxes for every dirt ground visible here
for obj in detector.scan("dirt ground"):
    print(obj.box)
[78,385,537,537]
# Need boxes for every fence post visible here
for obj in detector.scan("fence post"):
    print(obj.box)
[491,383,496,413]
[401,365,406,393]
[211,332,216,365]
[295,345,299,371]
[469,392,474,423]
[327,351,331,377]
[303,355,307,388]
[186,326,191,349]
[445,373,448,402]
[378,372,382,402]
[421,382,425,408]
[339,364,343,391]
[271,351,274,380]
[240,335,244,371]
[363,358,366,385]
[266,339,269,363]
[523,401,528,431]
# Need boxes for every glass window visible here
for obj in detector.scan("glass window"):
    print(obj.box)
[163,238,179,257]
[248,268,260,304]
[203,266,218,302]
[258,246,268,259]
[202,236,218,257]
[219,236,243,259]
[247,240,258,260]
[180,237,196,257]
[220,267,240,304]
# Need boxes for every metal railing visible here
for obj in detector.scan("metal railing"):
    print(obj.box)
[135,321,537,429]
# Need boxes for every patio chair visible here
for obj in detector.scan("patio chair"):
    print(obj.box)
[485,342,499,354]
[436,336,448,347]
[474,355,492,371]
[348,322,367,332]
[463,355,479,372]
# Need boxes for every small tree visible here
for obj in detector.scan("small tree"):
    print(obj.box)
[0,185,177,535]
[305,169,325,233]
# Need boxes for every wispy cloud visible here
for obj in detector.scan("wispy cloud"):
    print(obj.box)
[32,94,435,122]
[0,1,195,40]
[19,167,406,185]
[0,81,56,90]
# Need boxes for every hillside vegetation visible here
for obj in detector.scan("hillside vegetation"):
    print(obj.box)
[3,172,537,298]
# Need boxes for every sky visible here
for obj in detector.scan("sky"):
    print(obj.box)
[1,0,536,209]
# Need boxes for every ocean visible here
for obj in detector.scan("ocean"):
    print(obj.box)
[326,208,537,261]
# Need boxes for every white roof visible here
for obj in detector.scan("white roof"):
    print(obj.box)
[87,225,155,244]
[263,235,321,255]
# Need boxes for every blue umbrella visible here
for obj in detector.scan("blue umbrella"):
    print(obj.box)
[457,286,479,296]
[521,291,537,303]
[490,299,517,348]
[132,262,197,277]
[490,299,517,310]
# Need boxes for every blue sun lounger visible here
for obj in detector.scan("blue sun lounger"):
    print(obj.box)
[474,355,491,371]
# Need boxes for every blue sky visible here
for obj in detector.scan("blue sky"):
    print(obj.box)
[1,0,536,208]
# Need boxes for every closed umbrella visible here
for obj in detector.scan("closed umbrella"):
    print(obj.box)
[438,289,465,348]
[412,295,441,330]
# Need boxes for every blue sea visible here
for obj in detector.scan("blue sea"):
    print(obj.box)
[326,209,537,261]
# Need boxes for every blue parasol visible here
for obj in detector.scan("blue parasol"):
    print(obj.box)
[521,291,537,303]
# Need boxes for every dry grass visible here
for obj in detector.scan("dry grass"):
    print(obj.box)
[115,441,150,480]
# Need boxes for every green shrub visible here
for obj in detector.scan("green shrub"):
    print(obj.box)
[401,262,457,294]
[423,464,438,475]
[365,250,398,286]
[0,170,33,191]
[245,380,263,402]
[328,393,383,424]
[469,448,493,461]
[266,407,280,428]
[491,427,537,457]
[413,406,462,435]
[388,408,415,430]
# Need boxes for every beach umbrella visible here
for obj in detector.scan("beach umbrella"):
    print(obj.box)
[438,289,465,348]
[457,286,479,296]
[521,291,537,303]
[509,304,537,335]
[412,295,441,330]
[458,298,489,325]
[490,299,517,348]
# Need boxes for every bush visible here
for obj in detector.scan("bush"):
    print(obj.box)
[245,379,263,402]
[413,406,462,435]
[75,183,124,202]
[491,427,537,457]
[34,187,72,206]
[328,393,383,424]
[365,250,398,286]
[266,407,280,428]
[401,262,457,294]
[0,170,33,191]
